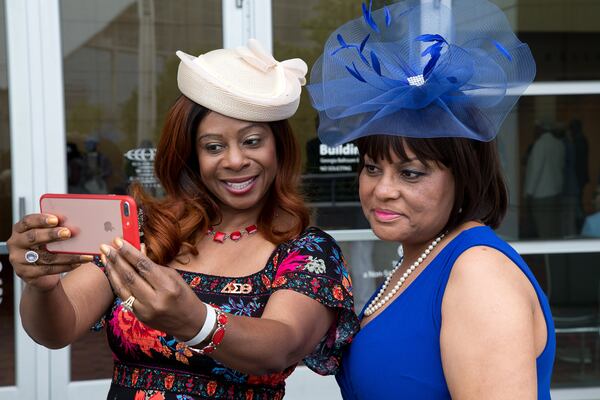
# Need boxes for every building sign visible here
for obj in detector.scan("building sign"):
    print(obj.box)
[124,147,160,188]
[318,143,360,172]
[306,139,360,174]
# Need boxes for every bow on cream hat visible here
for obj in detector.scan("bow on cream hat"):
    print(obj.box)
[176,39,308,122]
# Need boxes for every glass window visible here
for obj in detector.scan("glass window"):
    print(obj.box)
[508,95,600,240]
[60,0,223,380]
[338,240,402,312]
[0,255,15,387]
[0,0,15,387]
[273,0,369,230]
[0,0,10,242]
[274,1,600,235]
[492,0,600,81]
[522,252,600,387]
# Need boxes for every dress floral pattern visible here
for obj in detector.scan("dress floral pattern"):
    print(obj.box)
[94,227,359,399]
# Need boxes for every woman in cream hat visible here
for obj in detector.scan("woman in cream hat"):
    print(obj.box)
[308,0,554,398]
[8,39,359,399]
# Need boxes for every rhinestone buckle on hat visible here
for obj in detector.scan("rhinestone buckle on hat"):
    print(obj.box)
[407,74,426,86]
[364,233,445,317]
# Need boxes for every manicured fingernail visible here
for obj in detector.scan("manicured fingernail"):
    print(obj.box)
[80,255,94,262]
[114,237,123,249]
[46,216,58,226]
[58,228,71,239]
[101,254,107,266]
[100,244,111,256]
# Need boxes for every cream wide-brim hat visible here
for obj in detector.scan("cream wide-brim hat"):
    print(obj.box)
[176,39,308,122]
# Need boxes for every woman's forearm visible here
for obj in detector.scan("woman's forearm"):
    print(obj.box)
[207,305,335,375]
[210,316,305,375]
[20,280,78,348]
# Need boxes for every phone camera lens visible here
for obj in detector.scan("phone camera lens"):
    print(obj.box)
[123,202,130,217]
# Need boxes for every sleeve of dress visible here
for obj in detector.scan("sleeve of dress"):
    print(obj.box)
[271,227,360,375]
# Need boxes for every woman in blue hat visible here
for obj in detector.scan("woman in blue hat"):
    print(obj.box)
[308,1,555,399]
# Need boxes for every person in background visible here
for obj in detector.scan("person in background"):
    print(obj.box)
[82,137,113,194]
[308,0,555,398]
[568,119,590,231]
[525,120,565,238]
[581,187,600,238]
[8,39,359,400]
[66,141,86,194]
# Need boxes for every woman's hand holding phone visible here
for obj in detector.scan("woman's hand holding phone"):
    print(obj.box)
[7,213,94,291]
[99,238,204,340]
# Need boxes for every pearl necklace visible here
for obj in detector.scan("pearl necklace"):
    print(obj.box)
[364,233,446,317]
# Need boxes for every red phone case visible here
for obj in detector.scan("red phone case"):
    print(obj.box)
[40,193,141,255]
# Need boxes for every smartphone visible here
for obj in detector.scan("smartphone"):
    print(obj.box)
[40,193,141,255]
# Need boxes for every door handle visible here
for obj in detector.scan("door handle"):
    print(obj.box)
[19,196,26,220]
[18,196,26,289]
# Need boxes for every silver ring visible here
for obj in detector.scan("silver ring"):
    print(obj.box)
[122,295,136,312]
[25,250,39,264]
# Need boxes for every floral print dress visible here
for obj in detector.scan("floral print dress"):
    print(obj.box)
[95,227,359,400]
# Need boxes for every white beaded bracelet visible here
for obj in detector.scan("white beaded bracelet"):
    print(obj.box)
[177,303,216,347]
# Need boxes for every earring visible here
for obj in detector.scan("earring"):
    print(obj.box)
[458,207,463,214]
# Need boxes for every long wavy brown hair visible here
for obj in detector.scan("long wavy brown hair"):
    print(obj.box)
[132,95,310,265]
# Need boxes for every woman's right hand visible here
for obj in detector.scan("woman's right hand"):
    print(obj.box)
[7,214,93,291]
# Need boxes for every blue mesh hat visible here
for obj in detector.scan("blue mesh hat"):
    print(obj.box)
[307,0,536,146]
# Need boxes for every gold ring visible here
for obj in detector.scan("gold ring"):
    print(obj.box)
[122,295,136,312]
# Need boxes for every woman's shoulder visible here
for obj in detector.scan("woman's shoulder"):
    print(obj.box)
[447,243,537,314]
[445,224,519,261]
[443,224,536,308]
[450,222,525,278]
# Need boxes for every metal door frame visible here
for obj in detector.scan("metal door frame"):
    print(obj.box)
[0,0,67,399]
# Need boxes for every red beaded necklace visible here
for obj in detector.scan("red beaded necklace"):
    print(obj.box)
[207,224,258,243]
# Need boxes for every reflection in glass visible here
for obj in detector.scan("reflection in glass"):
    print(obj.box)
[523,252,600,387]
[582,187,600,238]
[515,95,600,240]
[60,0,223,380]
[274,1,370,229]
[0,255,15,386]
[487,0,600,81]
[340,239,402,312]
[274,0,600,236]
[0,0,10,242]
[0,0,15,387]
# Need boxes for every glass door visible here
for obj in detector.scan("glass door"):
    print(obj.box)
[3,0,71,398]
[59,0,224,398]
[0,0,16,398]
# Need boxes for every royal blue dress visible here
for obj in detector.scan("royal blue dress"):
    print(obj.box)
[337,226,555,399]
